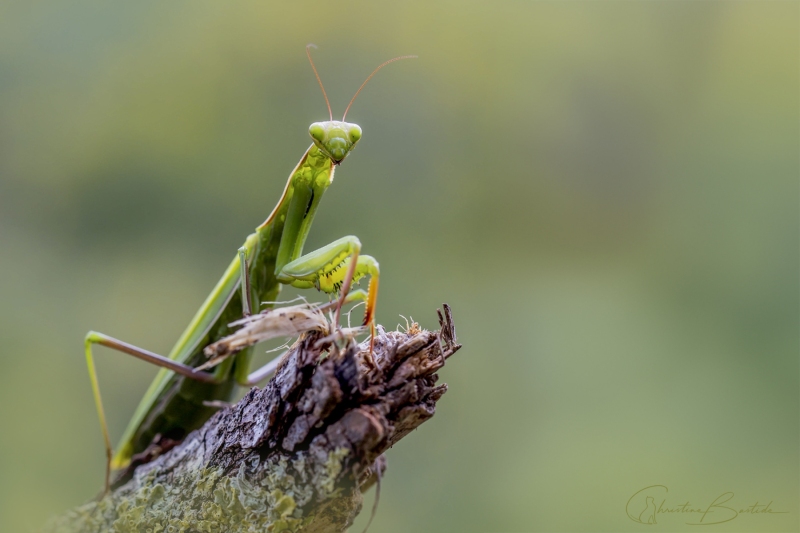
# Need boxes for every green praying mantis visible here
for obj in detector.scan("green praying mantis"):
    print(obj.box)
[84,46,416,492]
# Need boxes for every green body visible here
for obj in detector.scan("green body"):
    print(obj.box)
[112,123,360,468]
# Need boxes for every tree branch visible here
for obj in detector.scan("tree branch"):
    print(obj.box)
[46,305,460,533]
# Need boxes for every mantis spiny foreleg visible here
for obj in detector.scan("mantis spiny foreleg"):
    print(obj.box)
[277,235,380,352]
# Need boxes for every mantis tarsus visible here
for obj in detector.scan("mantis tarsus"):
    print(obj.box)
[84,46,416,492]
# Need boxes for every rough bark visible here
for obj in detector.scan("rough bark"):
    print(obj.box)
[45,305,460,533]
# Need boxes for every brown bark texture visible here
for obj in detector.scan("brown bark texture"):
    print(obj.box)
[45,305,460,533]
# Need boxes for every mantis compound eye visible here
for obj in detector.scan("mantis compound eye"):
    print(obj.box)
[348,125,362,144]
[309,123,325,143]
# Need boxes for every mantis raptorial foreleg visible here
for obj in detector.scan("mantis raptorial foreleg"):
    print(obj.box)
[277,235,380,350]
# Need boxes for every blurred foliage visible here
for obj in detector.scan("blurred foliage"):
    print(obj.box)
[0,1,797,532]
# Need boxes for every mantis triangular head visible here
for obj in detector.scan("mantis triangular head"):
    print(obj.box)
[308,121,362,164]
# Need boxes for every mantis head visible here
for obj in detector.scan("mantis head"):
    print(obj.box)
[308,121,362,164]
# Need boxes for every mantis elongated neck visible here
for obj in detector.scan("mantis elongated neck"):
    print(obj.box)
[273,145,335,272]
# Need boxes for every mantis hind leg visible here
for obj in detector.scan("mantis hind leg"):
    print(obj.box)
[277,235,380,350]
[84,331,219,492]
[238,247,252,317]
[84,334,113,494]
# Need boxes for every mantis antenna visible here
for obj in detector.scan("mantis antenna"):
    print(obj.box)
[342,55,418,120]
[306,43,332,121]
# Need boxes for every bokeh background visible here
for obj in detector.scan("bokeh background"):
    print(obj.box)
[0,1,797,532]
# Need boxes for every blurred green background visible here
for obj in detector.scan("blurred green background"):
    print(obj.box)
[0,1,797,532]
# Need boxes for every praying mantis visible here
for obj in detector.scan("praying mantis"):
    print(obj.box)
[84,46,416,492]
